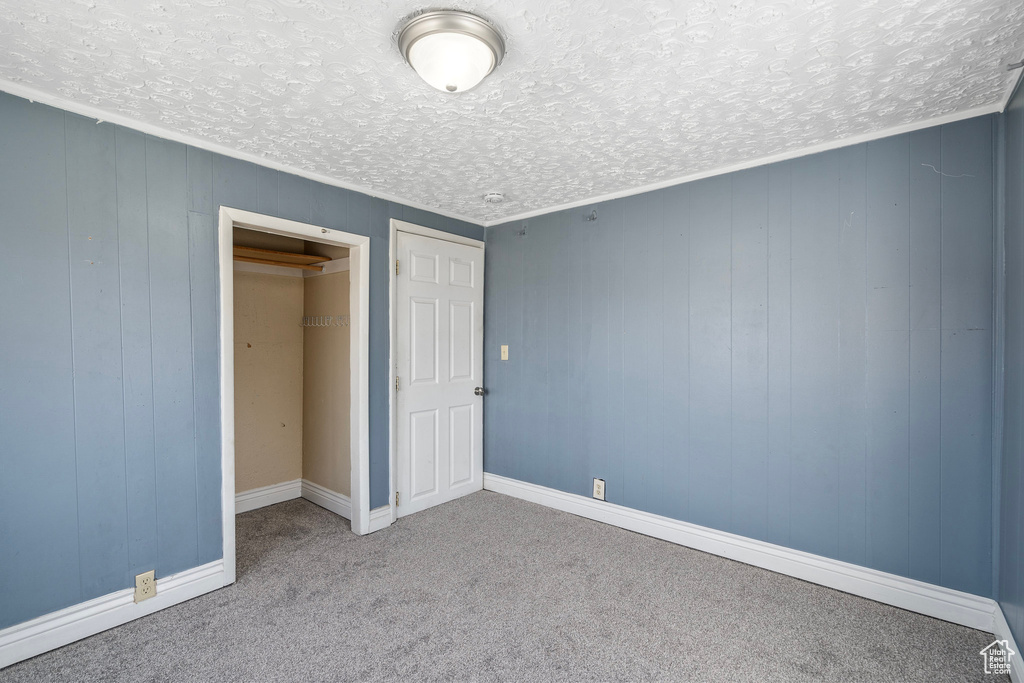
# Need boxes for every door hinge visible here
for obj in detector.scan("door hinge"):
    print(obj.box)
[395,259,399,276]
[395,376,400,392]
[395,491,400,507]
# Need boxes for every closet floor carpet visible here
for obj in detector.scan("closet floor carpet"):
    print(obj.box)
[2,492,1004,682]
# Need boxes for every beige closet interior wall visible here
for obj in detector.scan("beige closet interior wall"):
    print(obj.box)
[233,230,305,493]
[302,270,351,497]
[233,226,351,499]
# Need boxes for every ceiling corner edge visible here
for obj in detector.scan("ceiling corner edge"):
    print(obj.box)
[999,68,1024,113]
[0,79,487,229]
[484,101,1007,228]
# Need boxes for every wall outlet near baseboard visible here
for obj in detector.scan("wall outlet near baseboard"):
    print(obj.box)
[593,478,605,501]
[134,570,156,603]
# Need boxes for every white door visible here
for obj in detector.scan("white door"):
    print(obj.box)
[396,230,484,517]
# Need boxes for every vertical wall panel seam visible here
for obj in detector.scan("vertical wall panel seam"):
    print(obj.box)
[645,199,651,505]
[1013,107,1020,621]
[578,218,584,496]
[63,112,85,601]
[1017,107,1024,636]
[788,167,793,544]
[863,150,869,562]
[642,207,650,508]
[518,224,524,483]
[1019,108,1024,630]
[838,165,844,557]
[865,143,874,568]
[729,179,735,532]
[1009,108,1015,622]
[770,167,774,532]
[658,204,665,513]
[993,114,1005,598]
[686,193,692,519]
[144,136,160,573]
[545,221,552,488]
[766,171,772,530]
[938,127,944,586]
[114,129,132,579]
[762,178,769,538]
[906,143,913,575]
[836,162,842,556]
[640,200,648,505]
[187,196,202,559]
[617,208,623,497]
[687,192,691,517]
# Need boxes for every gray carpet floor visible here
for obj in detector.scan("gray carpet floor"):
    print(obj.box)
[1,492,1006,682]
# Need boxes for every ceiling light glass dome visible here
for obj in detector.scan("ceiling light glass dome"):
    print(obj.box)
[398,10,506,93]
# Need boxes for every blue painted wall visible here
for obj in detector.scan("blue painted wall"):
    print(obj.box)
[0,92,482,630]
[485,115,996,597]
[1000,80,1024,643]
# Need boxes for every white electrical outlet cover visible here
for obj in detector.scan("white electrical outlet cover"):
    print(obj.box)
[593,478,605,501]
[134,570,156,603]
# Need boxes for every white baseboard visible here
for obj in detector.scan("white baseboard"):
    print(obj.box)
[3,480,362,670]
[483,473,999,633]
[237,479,386,533]
[992,605,1024,682]
[235,479,302,513]
[300,479,351,519]
[0,560,226,670]
[301,480,390,532]
[367,505,393,533]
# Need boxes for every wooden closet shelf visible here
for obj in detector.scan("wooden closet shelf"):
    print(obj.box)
[232,245,330,265]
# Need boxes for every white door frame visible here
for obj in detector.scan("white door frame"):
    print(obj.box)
[388,218,485,523]
[218,207,371,585]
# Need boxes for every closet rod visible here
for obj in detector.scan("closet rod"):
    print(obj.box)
[233,255,324,272]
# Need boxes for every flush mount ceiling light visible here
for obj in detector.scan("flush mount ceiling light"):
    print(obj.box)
[398,10,505,93]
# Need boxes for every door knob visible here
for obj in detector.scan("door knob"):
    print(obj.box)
[474,387,486,396]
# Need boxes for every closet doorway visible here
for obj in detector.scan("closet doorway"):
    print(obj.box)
[217,207,372,587]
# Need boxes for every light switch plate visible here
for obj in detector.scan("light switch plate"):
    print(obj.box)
[501,345,509,361]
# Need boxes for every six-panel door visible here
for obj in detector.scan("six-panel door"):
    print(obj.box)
[396,231,484,516]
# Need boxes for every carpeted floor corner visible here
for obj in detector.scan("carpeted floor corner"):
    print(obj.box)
[1,492,1007,681]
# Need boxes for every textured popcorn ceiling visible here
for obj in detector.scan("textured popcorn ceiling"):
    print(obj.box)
[1,0,1023,225]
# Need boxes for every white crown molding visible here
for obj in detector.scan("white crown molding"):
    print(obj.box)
[1,80,1008,231]
[483,473,1000,633]
[0,560,226,669]
[0,81,482,228]
[5,0,1020,225]
[234,479,302,513]
[482,102,1004,227]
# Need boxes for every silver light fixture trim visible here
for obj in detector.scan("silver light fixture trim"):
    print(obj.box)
[398,10,506,93]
